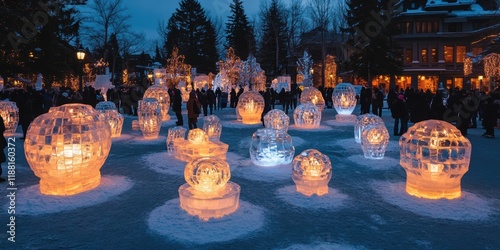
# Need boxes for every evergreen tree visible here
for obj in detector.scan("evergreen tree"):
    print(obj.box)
[258,0,288,77]
[0,0,85,87]
[154,44,163,63]
[164,0,218,73]
[225,0,255,60]
[343,0,401,85]
[477,0,499,10]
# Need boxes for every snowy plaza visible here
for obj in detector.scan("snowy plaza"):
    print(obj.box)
[1,105,499,249]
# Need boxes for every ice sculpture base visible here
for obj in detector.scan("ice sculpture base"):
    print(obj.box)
[335,114,356,123]
[292,176,330,196]
[405,173,461,200]
[161,114,171,121]
[241,115,261,124]
[174,140,228,162]
[363,152,385,160]
[178,181,240,221]
[40,171,101,196]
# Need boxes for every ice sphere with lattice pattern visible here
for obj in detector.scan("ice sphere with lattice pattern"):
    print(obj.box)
[138,98,162,139]
[333,83,357,115]
[236,91,264,124]
[300,87,325,111]
[179,157,240,221]
[249,128,295,166]
[166,126,187,154]
[293,104,321,128]
[264,109,289,133]
[292,149,332,196]
[399,120,471,199]
[203,115,222,141]
[361,123,389,159]
[0,101,19,136]
[95,101,123,137]
[24,103,112,195]
[354,114,384,143]
[143,84,171,121]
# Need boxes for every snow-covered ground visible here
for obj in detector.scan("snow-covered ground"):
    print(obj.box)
[1,105,499,249]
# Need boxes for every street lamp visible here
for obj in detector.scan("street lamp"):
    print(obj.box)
[76,46,86,92]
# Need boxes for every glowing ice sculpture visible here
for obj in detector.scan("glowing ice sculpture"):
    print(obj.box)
[174,129,228,162]
[95,101,124,137]
[264,109,289,133]
[131,120,139,130]
[24,104,112,195]
[166,126,187,155]
[143,84,171,121]
[178,157,240,221]
[236,91,264,124]
[292,149,332,196]
[300,87,325,111]
[399,120,472,199]
[361,123,389,159]
[138,98,162,139]
[203,115,222,141]
[249,128,295,166]
[293,104,321,128]
[333,83,357,122]
[0,101,19,136]
[354,114,384,143]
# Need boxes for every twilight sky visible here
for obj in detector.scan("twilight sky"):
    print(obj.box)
[122,0,263,41]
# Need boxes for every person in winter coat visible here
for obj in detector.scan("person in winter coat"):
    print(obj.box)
[391,93,409,136]
[171,86,183,126]
[481,94,498,138]
[187,91,201,129]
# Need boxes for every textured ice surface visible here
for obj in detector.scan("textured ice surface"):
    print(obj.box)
[276,186,349,210]
[148,199,265,244]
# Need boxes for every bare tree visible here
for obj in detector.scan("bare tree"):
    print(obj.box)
[307,0,333,87]
[287,0,309,69]
[83,0,131,61]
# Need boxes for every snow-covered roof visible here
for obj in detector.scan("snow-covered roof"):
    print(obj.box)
[426,0,475,8]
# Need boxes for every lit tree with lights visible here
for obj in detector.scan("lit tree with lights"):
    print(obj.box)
[221,47,242,88]
[165,47,191,88]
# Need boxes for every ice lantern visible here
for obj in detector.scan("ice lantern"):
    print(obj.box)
[333,83,357,122]
[143,84,171,121]
[292,149,332,196]
[399,120,472,199]
[24,104,112,195]
[354,114,384,143]
[202,115,222,141]
[249,128,295,167]
[138,98,162,139]
[166,126,187,155]
[264,109,290,133]
[179,157,240,221]
[236,91,264,124]
[300,87,325,111]
[361,123,389,159]
[0,101,19,136]
[95,101,124,137]
[293,104,321,128]
[174,128,229,162]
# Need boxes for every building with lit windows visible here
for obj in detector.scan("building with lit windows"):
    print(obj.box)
[392,0,500,92]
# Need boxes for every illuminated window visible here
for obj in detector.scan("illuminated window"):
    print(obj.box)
[421,49,428,63]
[406,49,413,64]
[431,48,438,62]
[456,46,466,63]
[454,78,463,89]
[444,46,454,63]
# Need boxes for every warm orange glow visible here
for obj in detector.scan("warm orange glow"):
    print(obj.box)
[237,91,264,124]
[179,157,240,221]
[132,120,139,130]
[292,149,332,196]
[138,98,162,139]
[174,129,228,162]
[399,120,471,199]
[167,126,187,154]
[95,101,123,138]
[143,84,171,121]
[24,104,112,196]
[361,124,389,159]
[300,87,325,111]
[0,101,19,136]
